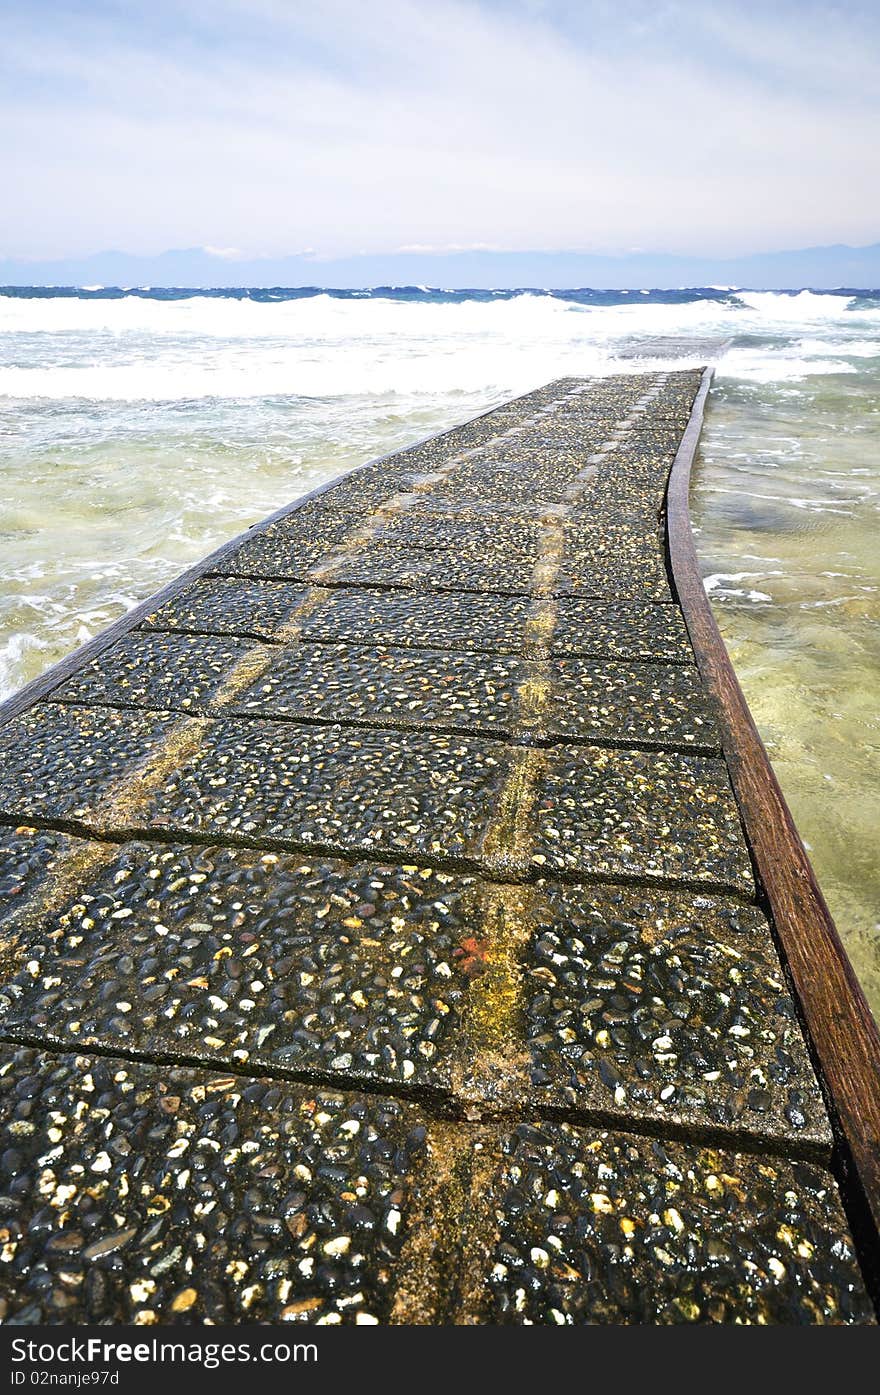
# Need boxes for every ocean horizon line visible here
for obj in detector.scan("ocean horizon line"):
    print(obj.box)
[3,283,880,302]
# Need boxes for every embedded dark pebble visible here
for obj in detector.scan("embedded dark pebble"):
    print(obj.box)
[386,397,575,463]
[567,499,666,534]
[209,534,346,582]
[53,632,266,714]
[483,1121,871,1324]
[386,430,514,476]
[126,717,509,864]
[142,578,314,641]
[0,842,487,1093]
[578,479,675,522]
[583,481,672,520]
[449,453,589,490]
[623,421,690,448]
[555,526,673,603]
[227,644,717,750]
[543,658,718,748]
[552,381,662,414]
[554,570,673,605]
[297,588,694,664]
[372,514,546,557]
[495,433,613,460]
[0,701,749,889]
[563,518,667,562]
[5,703,510,864]
[246,496,367,526]
[588,453,679,495]
[0,1045,427,1324]
[396,495,563,522]
[551,598,694,663]
[0,704,184,825]
[0,832,822,1147]
[0,1046,867,1325]
[299,588,534,655]
[293,465,422,511]
[0,829,83,927]
[229,643,523,736]
[260,511,373,548]
[529,745,754,893]
[316,543,538,596]
[588,477,677,516]
[553,405,658,428]
[523,882,829,1147]
[412,476,575,508]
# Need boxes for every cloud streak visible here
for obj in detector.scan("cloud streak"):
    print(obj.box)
[1,0,878,258]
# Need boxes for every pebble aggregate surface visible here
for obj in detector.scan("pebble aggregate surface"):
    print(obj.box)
[143,578,312,641]
[0,1047,869,1325]
[0,371,872,1323]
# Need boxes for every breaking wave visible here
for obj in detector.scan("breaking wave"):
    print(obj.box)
[0,286,877,400]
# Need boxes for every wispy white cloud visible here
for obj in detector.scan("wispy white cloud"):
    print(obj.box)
[0,0,877,257]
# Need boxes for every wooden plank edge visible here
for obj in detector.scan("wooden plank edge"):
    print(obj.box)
[666,363,880,1306]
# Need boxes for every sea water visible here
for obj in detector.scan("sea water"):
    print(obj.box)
[0,285,877,1014]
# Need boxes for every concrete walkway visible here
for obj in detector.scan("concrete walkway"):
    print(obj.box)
[0,372,871,1323]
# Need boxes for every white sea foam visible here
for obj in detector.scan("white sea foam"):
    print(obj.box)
[0,630,49,698]
[792,337,880,358]
[0,288,876,401]
[703,573,775,603]
[735,290,858,320]
[0,345,606,401]
[717,351,859,383]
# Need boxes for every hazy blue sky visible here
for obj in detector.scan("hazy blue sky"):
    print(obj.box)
[2,0,879,261]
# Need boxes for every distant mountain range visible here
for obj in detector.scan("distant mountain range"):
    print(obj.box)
[2,241,880,290]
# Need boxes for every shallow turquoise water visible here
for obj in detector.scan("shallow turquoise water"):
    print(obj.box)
[693,370,880,1016]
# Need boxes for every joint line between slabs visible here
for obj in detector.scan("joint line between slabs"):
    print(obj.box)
[42,693,723,760]
[135,620,699,669]
[0,1027,829,1172]
[0,809,761,906]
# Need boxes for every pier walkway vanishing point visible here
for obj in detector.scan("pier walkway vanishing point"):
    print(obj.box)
[0,366,879,1325]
